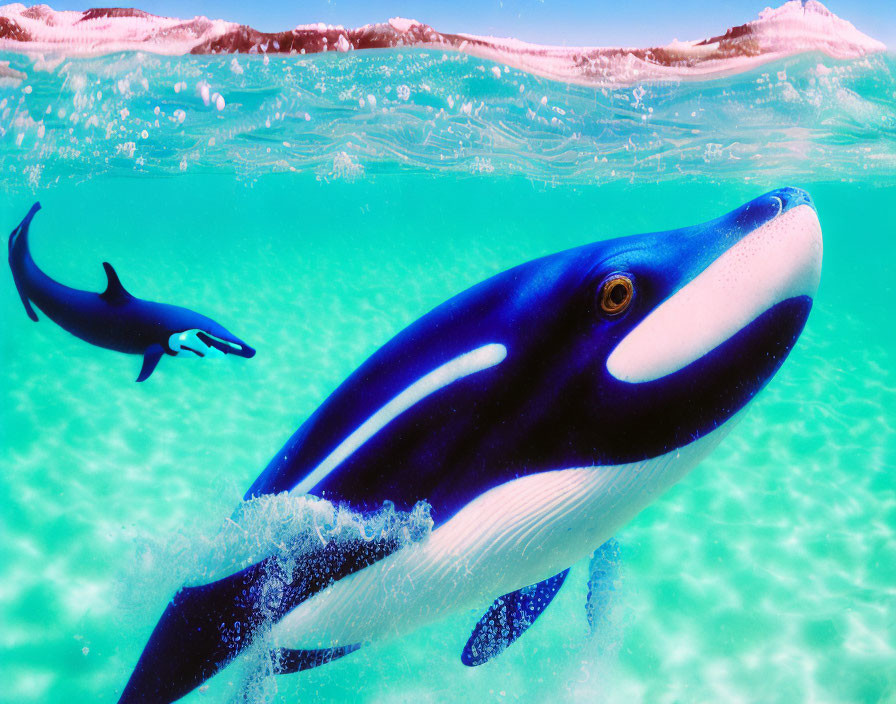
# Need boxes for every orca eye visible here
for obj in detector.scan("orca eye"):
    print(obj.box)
[598,275,634,316]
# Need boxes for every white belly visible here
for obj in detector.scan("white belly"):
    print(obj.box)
[272,417,734,650]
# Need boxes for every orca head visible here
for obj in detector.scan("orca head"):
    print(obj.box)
[248,187,822,510]
[539,185,822,463]
[168,326,256,360]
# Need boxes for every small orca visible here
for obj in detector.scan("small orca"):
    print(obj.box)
[7,203,255,382]
[119,187,822,702]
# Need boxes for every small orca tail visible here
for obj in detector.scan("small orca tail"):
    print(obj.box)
[8,202,42,322]
[7,202,41,254]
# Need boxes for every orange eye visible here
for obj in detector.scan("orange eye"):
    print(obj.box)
[599,275,633,316]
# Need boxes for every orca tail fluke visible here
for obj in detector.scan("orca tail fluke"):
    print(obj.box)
[7,201,40,253]
[118,537,400,704]
[20,200,41,227]
[8,202,42,322]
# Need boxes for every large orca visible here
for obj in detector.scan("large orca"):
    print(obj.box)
[7,203,255,381]
[119,187,822,702]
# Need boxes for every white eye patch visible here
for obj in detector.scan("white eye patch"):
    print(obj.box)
[606,204,822,384]
[169,329,225,359]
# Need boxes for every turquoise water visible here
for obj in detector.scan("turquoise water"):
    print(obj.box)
[1,47,895,703]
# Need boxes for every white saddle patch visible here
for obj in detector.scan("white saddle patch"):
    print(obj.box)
[291,343,508,495]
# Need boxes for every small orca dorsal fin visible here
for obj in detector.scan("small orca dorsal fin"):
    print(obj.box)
[137,344,164,382]
[462,568,569,667]
[100,262,132,304]
[272,645,360,675]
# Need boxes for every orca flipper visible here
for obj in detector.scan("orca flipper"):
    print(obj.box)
[12,272,38,321]
[137,344,164,382]
[100,262,132,304]
[586,539,620,633]
[273,644,360,674]
[461,568,569,667]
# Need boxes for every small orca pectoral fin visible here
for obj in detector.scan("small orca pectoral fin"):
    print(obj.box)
[137,344,165,382]
[272,644,360,675]
[461,568,570,667]
[586,539,620,634]
[100,262,132,304]
[11,272,38,321]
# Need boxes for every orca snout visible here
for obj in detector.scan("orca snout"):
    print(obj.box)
[745,198,822,301]
[231,341,256,358]
[770,185,815,214]
[607,188,822,383]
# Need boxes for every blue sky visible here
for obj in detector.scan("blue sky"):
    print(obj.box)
[49,0,894,48]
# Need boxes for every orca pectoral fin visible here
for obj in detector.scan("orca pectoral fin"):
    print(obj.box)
[137,344,165,382]
[12,273,38,321]
[462,568,570,667]
[586,539,620,634]
[273,644,360,674]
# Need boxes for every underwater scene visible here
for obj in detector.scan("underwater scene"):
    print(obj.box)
[1,1,894,702]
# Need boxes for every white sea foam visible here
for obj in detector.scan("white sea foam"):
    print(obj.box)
[129,493,434,589]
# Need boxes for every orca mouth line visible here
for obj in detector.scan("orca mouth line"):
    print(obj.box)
[196,331,255,358]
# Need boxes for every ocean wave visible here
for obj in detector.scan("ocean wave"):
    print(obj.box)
[0,2,893,187]
[1,44,893,187]
[0,1,887,86]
